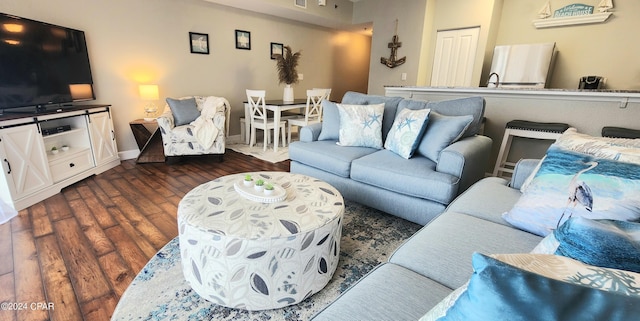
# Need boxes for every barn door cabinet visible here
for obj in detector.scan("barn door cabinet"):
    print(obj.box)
[0,105,120,211]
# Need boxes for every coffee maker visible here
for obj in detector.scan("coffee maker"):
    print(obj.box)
[578,76,605,89]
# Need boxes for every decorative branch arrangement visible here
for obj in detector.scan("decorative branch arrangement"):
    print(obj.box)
[274,45,302,85]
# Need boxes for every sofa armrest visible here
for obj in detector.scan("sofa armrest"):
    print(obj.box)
[437,135,492,194]
[299,123,323,142]
[156,109,175,132]
[510,159,541,190]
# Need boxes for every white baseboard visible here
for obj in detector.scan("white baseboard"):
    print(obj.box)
[119,149,140,160]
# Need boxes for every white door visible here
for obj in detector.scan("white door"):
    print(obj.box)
[431,27,480,87]
[88,110,118,166]
[0,124,53,199]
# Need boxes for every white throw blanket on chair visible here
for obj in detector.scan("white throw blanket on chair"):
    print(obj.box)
[191,96,229,149]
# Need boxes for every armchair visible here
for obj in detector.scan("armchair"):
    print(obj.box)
[157,96,230,160]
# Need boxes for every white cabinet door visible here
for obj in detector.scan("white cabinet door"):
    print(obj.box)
[88,110,119,166]
[431,27,480,87]
[0,124,53,199]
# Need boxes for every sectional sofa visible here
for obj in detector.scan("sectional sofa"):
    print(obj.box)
[310,128,640,320]
[289,92,492,225]
[311,159,543,320]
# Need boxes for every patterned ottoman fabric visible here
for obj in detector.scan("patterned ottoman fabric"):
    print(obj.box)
[178,172,344,310]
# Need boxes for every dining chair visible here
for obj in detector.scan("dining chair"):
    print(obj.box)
[287,88,331,144]
[246,89,287,151]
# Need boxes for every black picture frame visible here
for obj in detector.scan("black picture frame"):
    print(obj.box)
[235,30,251,50]
[270,42,283,59]
[189,32,209,54]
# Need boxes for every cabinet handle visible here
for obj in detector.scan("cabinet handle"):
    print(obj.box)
[4,159,10,174]
[69,163,75,168]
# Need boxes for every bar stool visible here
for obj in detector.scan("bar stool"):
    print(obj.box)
[493,120,570,178]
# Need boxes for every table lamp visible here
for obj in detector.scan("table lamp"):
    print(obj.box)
[139,84,159,121]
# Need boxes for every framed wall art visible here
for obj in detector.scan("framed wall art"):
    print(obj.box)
[235,30,251,50]
[270,42,283,59]
[189,32,209,54]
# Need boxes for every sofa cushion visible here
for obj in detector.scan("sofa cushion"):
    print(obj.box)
[340,91,403,141]
[389,212,541,290]
[434,253,640,321]
[288,140,378,178]
[350,150,460,205]
[384,107,431,159]
[311,263,452,321]
[166,97,200,126]
[337,103,385,149]
[445,177,521,226]
[503,145,640,237]
[398,96,485,138]
[416,112,473,162]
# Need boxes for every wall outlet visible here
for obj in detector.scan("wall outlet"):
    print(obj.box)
[298,73,304,80]
[401,73,407,81]
[318,0,326,6]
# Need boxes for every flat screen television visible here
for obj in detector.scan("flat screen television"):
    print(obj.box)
[0,12,95,113]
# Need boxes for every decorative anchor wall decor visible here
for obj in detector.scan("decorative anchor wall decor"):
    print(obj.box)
[381,19,406,68]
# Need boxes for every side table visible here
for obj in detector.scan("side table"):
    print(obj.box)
[129,119,165,163]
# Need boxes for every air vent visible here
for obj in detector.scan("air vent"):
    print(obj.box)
[295,0,307,9]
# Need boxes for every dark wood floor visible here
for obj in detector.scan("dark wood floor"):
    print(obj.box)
[0,150,289,321]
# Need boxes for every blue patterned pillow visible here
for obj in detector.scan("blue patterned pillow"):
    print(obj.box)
[554,217,640,273]
[436,253,640,321]
[384,108,430,158]
[337,103,384,149]
[503,145,640,236]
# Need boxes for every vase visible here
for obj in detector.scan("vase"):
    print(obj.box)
[283,84,294,102]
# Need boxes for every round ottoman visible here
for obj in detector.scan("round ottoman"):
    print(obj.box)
[178,172,344,310]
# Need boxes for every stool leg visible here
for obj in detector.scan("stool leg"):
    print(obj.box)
[493,129,514,178]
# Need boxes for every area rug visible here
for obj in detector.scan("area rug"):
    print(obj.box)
[227,143,290,163]
[111,201,421,321]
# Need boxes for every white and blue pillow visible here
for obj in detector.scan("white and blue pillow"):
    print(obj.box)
[503,145,640,237]
[336,103,385,149]
[384,108,431,158]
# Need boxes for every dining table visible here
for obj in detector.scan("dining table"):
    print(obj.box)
[243,98,307,152]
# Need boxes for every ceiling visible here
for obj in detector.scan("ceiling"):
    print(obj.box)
[203,0,373,35]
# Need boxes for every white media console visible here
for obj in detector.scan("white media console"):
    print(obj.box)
[0,105,120,211]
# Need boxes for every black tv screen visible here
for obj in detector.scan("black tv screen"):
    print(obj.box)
[0,13,95,111]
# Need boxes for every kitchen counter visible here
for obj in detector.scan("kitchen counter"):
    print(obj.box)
[386,86,640,105]
[385,86,640,174]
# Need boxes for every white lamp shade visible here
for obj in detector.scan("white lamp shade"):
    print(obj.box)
[139,85,159,100]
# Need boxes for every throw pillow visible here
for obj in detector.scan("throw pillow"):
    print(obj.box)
[166,97,200,126]
[416,112,473,162]
[318,100,340,141]
[555,127,640,164]
[554,217,640,273]
[336,103,385,149]
[521,128,640,192]
[503,145,640,236]
[384,108,431,158]
[434,253,640,321]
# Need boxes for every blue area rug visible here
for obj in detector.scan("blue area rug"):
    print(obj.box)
[111,201,421,321]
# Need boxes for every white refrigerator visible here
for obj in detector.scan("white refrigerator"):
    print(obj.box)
[487,42,556,88]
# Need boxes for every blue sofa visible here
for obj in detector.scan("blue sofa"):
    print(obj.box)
[311,159,544,320]
[289,91,492,225]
